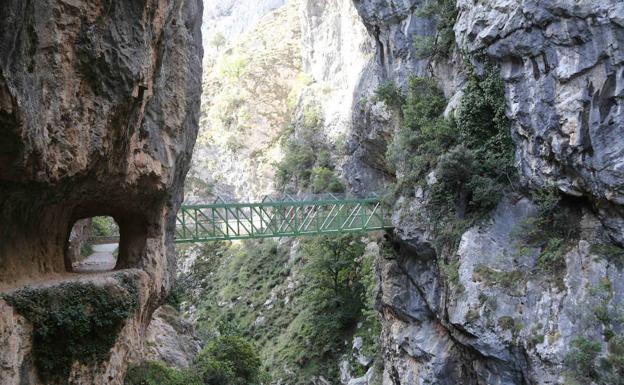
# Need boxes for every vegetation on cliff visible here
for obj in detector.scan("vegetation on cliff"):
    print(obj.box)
[125,335,265,385]
[165,234,381,385]
[3,275,138,384]
[383,64,515,254]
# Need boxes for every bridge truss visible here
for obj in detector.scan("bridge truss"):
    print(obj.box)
[174,195,392,243]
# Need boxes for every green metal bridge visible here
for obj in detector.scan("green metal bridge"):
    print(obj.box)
[174,194,393,243]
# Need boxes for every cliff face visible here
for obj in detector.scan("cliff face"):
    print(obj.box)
[456,0,624,243]
[0,0,202,383]
[348,0,624,384]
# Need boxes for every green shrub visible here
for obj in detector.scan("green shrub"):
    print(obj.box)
[385,76,457,192]
[303,104,323,129]
[125,361,186,385]
[194,335,264,385]
[565,337,602,381]
[563,336,624,385]
[4,277,138,384]
[438,257,464,293]
[91,216,118,236]
[514,188,582,282]
[414,0,458,59]
[275,132,343,194]
[275,140,316,191]
[311,167,344,193]
[301,235,367,354]
[472,265,525,295]
[373,81,404,109]
[590,243,624,269]
[80,243,93,258]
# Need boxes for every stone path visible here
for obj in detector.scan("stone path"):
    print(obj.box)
[73,243,118,273]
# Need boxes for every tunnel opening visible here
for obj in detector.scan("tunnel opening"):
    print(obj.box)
[67,216,120,273]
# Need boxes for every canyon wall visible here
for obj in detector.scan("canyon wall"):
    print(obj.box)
[348,0,624,384]
[0,0,202,383]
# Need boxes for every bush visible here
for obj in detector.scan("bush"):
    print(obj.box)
[125,361,186,385]
[590,243,624,269]
[563,336,624,385]
[385,76,457,192]
[311,167,344,193]
[414,0,458,59]
[301,235,367,354]
[275,140,316,191]
[373,81,404,109]
[565,337,602,381]
[275,134,343,194]
[91,216,118,237]
[194,335,264,385]
[514,188,582,283]
[4,277,138,384]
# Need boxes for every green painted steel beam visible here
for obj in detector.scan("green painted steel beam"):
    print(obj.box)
[174,197,393,243]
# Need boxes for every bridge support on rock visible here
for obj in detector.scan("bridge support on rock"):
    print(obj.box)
[174,195,393,243]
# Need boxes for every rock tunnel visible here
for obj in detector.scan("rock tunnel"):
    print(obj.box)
[0,0,203,292]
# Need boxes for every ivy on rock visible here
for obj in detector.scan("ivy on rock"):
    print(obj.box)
[3,274,138,384]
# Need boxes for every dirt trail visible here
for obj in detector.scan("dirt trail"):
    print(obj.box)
[73,243,118,273]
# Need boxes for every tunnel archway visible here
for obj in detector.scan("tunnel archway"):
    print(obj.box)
[66,216,120,273]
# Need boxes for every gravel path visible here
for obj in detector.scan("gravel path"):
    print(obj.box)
[73,243,118,273]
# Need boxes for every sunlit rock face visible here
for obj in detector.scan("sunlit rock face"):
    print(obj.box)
[0,0,202,383]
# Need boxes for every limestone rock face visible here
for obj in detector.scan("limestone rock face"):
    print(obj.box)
[351,0,430,81]
[143,306,202,369]
[0,0,202,383]
[347,0,624,384]
[455,0,624,242]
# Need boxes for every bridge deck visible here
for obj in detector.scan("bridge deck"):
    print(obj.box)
[174,196,392,243]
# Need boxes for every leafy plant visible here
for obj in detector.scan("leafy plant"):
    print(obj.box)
[373,81,404,110]
[301,235,367,358]
[413,0,458,60]
[311,166,344,193]
[194,335,265,385]
[91,216,118,237]
[4,277,138,384]
[125,361,187,385]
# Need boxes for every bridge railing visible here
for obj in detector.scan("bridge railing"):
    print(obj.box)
[175,197,392,243]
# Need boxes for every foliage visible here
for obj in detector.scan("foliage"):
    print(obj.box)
[414,0,458,60]
[373,81,404,110]
[218,53,248,80]
[564,336,624,385]
[385,67,515,281]
[303,104,323,130]
[472,265,525,295]
[4,277,138,384]
[514,188,582,283]
[91,216,118,237]
[125,361,187,385]
[311,166,344,193]
[300,235,367,361]
[125,336,264,385]
[438,257,464,293]
[275,122,344,193]
[210,32,227,50]
[194,335,265,385]
[590,243,624,269]
[275,139,316,191]
[385,76,457,190]
[176,234,376,385]
[80,243,93,258]
[565,338,602,381]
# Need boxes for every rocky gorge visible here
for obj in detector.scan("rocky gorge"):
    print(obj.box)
[0,0,623,385]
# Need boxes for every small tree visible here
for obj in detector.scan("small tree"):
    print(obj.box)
[301,235,366,356]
